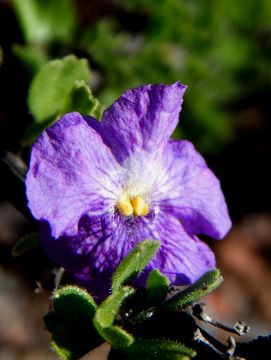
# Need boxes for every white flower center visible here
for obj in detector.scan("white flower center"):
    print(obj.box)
[115,151,167,216]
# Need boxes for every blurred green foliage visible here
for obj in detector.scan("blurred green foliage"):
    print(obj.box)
[11,0,77,44]
[10,0,77,74]
[81,0,271,152]
[9,0,271,153]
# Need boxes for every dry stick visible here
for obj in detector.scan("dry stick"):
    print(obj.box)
[192,304,250,336]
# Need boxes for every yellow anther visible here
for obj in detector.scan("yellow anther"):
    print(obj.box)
[130,196,149,216]
[117,194,149,217]
[117,194,133,216]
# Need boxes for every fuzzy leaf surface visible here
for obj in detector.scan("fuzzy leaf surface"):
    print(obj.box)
[112,240,160,291]
[110,339,196,359]
[44,285,101,360]
[162,269,223,311]
[93,287,135,348]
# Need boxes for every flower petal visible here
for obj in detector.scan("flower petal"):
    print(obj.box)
[100,82,187,163]
[39,210,215,299]
[155,140,232,239]
[26,112,122,238]
[144,214,216,286]
[39,213,135,300]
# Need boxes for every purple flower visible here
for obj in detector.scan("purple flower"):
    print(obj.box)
[26,82,231,298]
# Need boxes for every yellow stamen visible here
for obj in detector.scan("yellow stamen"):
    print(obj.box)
[117,194,133,216]
[117,194,149,217]
[130,196,149,216]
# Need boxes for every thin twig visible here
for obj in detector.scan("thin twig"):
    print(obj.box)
[192,304,250,336]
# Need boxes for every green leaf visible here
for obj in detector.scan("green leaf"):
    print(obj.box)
[63,80,100,117]
[93,287,135,347]
[44,285,101,360]
[11,0,77,44]
[12,233,38,257]
[113,339,196,359]
[146,269,169,305]
[112,240,160,291]
[52,285,97,320]
[94,287,134,328]
[162,269,223,311]
[98,326,134,348]
[28,55,91,124]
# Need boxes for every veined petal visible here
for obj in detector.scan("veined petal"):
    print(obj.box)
[39,213,140,299]
[100,82,187,164]
[39,210,215,299]
[156,140,232,239]
[26,112,122,238]
[144,214,216,285]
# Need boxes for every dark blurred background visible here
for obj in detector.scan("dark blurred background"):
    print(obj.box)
[0,0,271,358]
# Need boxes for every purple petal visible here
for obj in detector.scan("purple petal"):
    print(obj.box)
[26,112,122,238]
[100,82,187,164]
[156,140,232,239]
[39,210,215,299]
[145,214,216,285]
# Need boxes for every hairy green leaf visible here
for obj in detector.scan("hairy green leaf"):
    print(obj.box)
[93,287,134,347]
[97,325,134,348]
[112,240,160,291]
[94,287,134,328]
[162,269,223,311]
[44,285,101,359]
[112,339,196,359]
[52,285,97,319]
